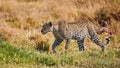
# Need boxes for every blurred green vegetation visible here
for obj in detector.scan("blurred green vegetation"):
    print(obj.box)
[0,38,120,68]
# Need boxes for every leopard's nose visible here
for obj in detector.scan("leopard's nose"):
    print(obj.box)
[41,30,43,33]
[41,30,46,34]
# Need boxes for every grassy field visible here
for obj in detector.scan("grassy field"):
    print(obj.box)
[0,36,120,68]
[0,0,120,68]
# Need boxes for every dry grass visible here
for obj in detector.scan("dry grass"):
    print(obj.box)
[0,0,119,46]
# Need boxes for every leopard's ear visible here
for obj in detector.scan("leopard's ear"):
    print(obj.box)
[48,21,52,27]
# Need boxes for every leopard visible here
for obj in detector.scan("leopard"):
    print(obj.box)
[41,19,110,53]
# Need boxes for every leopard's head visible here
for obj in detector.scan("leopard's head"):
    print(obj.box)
[41,22,52,34]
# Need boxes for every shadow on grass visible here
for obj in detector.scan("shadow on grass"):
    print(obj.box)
[36,41,50,53]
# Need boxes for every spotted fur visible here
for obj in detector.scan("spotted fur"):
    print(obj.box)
[41,19,110,53]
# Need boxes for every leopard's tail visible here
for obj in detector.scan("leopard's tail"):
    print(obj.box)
[87,23,110,51]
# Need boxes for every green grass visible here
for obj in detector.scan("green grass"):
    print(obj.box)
[0,39,120,68]
[0,40,37,64]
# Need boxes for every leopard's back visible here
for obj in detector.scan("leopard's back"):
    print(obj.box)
[57,19,92,40]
